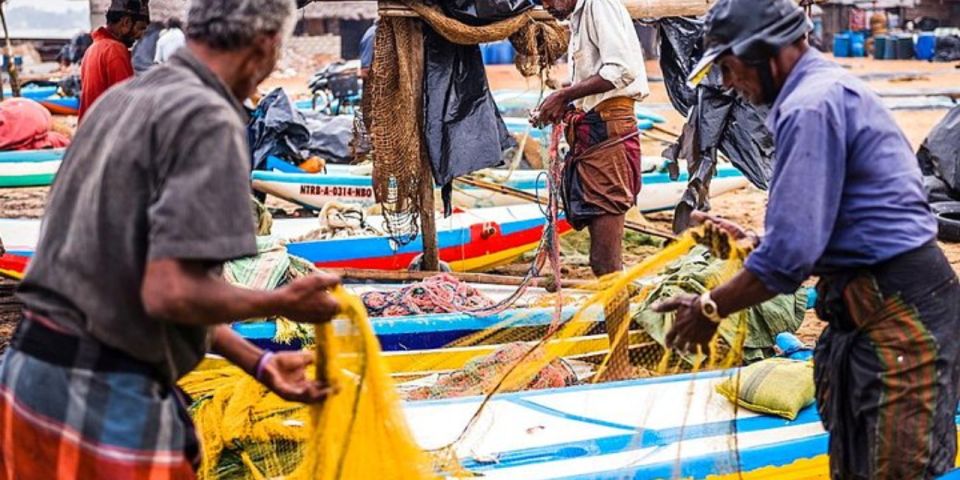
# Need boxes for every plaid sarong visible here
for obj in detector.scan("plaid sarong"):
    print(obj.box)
[0,316,199,480]
[814,241,960,480]
[561,96,642,230]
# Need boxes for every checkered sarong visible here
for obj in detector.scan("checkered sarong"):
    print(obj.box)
[0,317,199,479]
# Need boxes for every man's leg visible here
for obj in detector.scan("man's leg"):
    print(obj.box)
[588,214,624,277]
[588,214,631,381]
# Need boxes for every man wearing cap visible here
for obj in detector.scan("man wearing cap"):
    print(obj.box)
[534,0,650,380]
[79,0,149,121]
[0,0,339,478]
[655,0,960,478]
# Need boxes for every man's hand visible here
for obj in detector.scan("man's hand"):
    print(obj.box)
[532,90,570,127]
[690,211,759,247]
[258,351,335,403]
[652,293,720,354]
[276,273,342,324]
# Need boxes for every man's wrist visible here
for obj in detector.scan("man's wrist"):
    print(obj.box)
[710,289,736,319]
[698,292,724,323]
[254,351,275,382]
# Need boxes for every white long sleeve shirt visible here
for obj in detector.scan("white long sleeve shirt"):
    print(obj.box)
[154,28,186,64]
[568,0,650,112]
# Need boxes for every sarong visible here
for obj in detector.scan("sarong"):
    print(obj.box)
[813,241,960,480]
[561,97,642,230]
[0,315,200,480]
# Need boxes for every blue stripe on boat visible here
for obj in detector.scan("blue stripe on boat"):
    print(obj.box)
[252,165,745,192]
[0,149,65,163]
[285,214,548,262]
[458,403,824,474]
[6,86,58,100]
[39,97,79,109]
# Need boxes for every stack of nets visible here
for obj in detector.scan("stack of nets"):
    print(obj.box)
[179,225,795,479]
[361,273,496,317]
[366,2,567,244]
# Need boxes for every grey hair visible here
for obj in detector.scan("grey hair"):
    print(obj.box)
[186,0,296,50]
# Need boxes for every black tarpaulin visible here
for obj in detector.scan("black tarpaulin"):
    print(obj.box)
[444,0,534,23]
[917,104,960,201]
[658,17,775,232]
[248,88,311,170]
[423,0,527,215]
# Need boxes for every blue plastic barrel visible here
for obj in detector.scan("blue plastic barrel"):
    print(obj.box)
[897,35,915,59]
[883,35,897,59]
[874,35,887,60]
[850,31,866,57]
[916,32,936,60]
[500,41,515,64]
[833,32,851,58]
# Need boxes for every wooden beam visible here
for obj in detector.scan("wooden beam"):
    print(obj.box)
[455,175,678,241]
[378,0,712,20]
[323,267,595,289]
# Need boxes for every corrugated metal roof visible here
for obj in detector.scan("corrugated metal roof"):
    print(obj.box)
[90,0,377,23]
[300,1,378,19]
[824,0,917,6]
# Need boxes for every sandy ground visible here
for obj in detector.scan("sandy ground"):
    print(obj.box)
[2,54,959,347]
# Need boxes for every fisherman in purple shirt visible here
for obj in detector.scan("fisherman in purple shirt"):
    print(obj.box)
[654,0,960,478]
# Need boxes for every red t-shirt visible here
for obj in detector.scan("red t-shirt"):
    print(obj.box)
[79,27,134,121]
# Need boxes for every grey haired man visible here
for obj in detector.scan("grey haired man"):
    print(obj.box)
[0,1,340,478]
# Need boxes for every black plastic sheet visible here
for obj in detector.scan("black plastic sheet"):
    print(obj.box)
[658,17,775,231]
[301,111,361,164]
[422,0,525,214]
[917,104,960,202]
[443,0,534,23]
[248,88,311,170]
[933,35,960,62]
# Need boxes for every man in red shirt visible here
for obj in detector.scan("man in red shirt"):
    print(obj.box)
[79,0,149,121]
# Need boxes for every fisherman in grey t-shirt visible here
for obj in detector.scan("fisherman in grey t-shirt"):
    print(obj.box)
[0,0,340,476]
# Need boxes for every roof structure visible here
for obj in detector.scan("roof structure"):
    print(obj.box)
[300,1,378,19]
[90,0,377,25]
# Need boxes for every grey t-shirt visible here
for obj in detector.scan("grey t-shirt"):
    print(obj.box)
[17,49,257,383]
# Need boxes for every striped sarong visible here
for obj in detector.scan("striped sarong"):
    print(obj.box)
[813,241,960,480]
[561,96,642,230]
[0,317,199,480]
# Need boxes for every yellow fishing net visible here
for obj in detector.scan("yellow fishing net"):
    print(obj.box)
[179,225,766,479]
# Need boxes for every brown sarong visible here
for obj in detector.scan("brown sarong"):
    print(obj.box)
[561,97,642,230]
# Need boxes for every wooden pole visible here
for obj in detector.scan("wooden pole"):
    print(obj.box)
[324,267,594,289]
[378,0,713,20]
[408,20,440,272]
[455,175,678,241]
[0,0,19,98]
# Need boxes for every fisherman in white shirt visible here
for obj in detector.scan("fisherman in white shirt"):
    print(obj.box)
[533,0,649,380]
[154,17,186,64]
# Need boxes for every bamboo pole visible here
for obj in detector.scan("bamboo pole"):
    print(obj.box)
[378,0,712,20]
[0,0,19,98]
[323,267,594,289]
[408,20,440,272]
[455,175,678,241]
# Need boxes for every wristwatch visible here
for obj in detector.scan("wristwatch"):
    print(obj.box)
[699,291,724,324]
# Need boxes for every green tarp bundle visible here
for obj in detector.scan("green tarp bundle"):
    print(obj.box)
[634,246,807,363]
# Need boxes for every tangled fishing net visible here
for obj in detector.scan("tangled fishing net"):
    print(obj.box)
[366,3,567,245]
[361,273,496,317]
[179,223,798,479]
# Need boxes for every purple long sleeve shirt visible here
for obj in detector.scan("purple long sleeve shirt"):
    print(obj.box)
[743,49,937,294]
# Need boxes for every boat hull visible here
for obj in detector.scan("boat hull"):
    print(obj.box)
[0,205,571,277]
[252,165,750,213]
[0,149,64,188]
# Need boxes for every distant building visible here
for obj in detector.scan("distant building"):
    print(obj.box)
[821,0,960,47]
[89,0,187,29]
[88,0,376,60]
